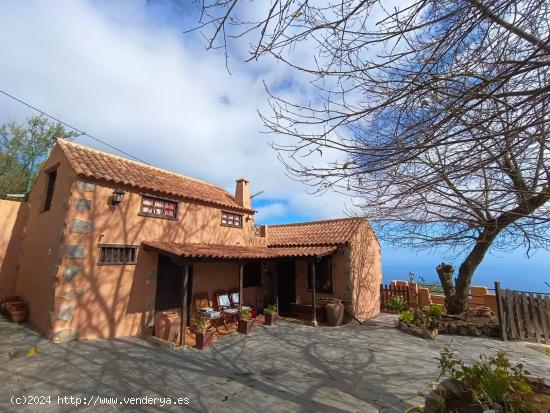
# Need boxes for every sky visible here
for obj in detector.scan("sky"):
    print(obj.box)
[0,0,548,292]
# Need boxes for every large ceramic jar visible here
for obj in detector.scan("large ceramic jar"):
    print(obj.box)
[325,299,344,326]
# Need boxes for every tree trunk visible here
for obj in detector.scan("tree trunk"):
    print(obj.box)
[445,232,496,314]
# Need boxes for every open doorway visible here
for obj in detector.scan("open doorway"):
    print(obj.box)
[277,261,295,315]
[154,254,193,341]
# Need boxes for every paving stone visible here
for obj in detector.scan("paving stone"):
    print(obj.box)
[0,315,549,413]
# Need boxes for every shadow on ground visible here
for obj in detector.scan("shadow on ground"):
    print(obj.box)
[1,314,549,413]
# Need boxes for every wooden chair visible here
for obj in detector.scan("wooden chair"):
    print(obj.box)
[193,292,222,330]
[229,290,252,314]
[214,291,239,330]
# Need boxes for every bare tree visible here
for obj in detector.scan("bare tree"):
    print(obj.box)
[193,0,550,313]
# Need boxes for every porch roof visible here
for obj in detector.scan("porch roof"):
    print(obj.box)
[142,240,337,261]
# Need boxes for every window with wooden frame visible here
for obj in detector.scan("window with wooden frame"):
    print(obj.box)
[221,210,243,228]
[98,245,138,265]
[139,195,178,219]
[43,169,57,211]
[307,256,333,293]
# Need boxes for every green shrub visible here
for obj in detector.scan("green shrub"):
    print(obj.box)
[439,348,534,412]
[240,307,252,321]
[264,305,277,316]
[399,309,414,325]
[386,296,407,312]
[426,304,445,319]
[191,313,209,333]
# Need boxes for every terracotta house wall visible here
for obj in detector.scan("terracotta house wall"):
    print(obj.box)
[50,176,257,340]
[348,222,382,321]
[191,262,239,311]
[294,252,348,305]
[14,147,76,336]
[0,200,28,296]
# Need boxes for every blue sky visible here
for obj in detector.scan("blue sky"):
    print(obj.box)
[0,0,548,293]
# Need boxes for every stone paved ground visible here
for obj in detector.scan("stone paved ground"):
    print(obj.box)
[1,314,549,413]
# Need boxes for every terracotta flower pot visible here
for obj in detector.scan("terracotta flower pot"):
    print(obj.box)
[10,309,28,324]
[264,314,277,326]
[238,319,254,334]
[195,329,215,350]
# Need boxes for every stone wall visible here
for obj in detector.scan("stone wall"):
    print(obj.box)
[391,280,498,312]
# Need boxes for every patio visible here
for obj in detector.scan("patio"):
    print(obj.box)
[1,314,549,413]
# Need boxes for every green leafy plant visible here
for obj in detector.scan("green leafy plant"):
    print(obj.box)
[240,307,252,321]
[438,348,534,412]
[191,313,209,333]
[264,305,277,316]
[399,309,414,325]
[386,296,407,312]
[426,304,445,319]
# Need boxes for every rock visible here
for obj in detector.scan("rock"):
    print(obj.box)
[425,390,446,413]
[74,198,92,211]
[76,181,95,191]
[437,378,464,399]
[63,265,81,282]
[468,325,482,336]
[58,306,73,321]
[66,245,85,259]
[69,219,94,233]
[54,329,79,342]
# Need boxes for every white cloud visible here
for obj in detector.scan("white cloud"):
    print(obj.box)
[0,0,354,223]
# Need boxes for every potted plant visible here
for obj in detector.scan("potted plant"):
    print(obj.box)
[264,305,278,326]
[238,307,254,334]
[191,313,214,350]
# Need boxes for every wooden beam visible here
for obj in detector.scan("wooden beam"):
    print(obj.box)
[179,265,189,347]
[239,264,244,307]
[311,261,317,327]
[494,282,507,341]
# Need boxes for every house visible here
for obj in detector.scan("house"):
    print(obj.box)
[0,139,382,342]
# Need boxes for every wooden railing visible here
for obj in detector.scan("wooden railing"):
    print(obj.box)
[495,282,550,343]
[380,284,409,309]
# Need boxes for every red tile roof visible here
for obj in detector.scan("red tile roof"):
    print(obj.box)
[57,139,252,213]
[143,241,337,260]
[267,217,366,247]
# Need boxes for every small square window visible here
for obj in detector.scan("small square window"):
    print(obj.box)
[140,195,178,219]
[221,211,243,228]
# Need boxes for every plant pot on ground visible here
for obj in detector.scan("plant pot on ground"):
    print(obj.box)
[238,307,253,334]
[263,305,278,326]
[191,314,215,350]
[9,308,28,324]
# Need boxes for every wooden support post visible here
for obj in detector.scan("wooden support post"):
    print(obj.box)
[311,260,318,327]
[179,264,189,347]
[494,282,507,341]
[273,263,279,315]
[239,264,244,307]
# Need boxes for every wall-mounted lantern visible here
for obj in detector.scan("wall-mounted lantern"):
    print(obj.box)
[111,188,126,205]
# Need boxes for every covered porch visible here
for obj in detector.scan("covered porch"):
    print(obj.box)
[141,240,340,348]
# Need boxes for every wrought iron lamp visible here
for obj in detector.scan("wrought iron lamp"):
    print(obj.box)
[111,188,126,205]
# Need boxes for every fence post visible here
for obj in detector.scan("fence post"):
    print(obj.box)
[494,282,507,341]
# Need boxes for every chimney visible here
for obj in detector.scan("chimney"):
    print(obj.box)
[235,177,251,209]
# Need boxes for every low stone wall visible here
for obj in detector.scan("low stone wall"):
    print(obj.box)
[390,280,498,312]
